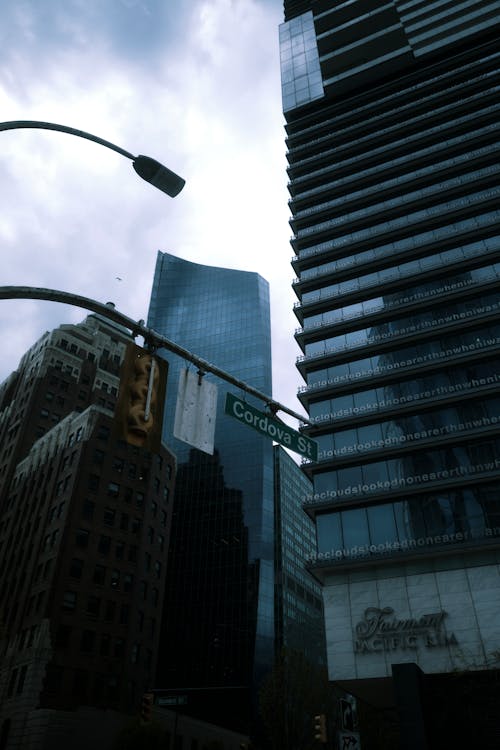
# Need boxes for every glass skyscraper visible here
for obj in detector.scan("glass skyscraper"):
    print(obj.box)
[281,1,500,745]
[273,445,326,668]
[147,252,274,732]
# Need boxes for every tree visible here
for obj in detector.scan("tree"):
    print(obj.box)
[258,649,333,750]
[112,719,167,750]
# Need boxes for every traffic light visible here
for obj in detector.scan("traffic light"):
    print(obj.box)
[340,698,354,731]
[141,692,154,723]
[314,713,327,743]
[114,343,167,451]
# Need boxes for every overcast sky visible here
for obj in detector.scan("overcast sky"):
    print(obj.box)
[0,0,307,423]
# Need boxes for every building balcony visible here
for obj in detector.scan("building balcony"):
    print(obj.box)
[296,337,500,405]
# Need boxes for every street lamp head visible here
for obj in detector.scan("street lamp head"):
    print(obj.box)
[133,155,185,197]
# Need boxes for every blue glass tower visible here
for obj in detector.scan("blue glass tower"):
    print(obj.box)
[147,252,274,732]
[281,0,500,744]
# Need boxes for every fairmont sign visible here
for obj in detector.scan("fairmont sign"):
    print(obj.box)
[224,393,318,460]
[354,607,458,654]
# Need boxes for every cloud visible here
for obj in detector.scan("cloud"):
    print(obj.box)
[0,0,306,421]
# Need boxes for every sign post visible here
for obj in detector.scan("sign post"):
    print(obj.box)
[225,393,318,461]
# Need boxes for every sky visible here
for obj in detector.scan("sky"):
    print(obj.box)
[0,0,307,424]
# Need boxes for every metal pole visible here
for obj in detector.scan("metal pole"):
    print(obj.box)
[0,286,312,426]
[0,120,135,159]
[0,120,185,197]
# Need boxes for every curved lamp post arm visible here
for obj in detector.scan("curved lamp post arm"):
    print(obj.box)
[0,120,185,197]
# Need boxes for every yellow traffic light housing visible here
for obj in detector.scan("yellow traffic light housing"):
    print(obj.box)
[314,713,327,743]
[114,343,167,451]
[141,692,154,723]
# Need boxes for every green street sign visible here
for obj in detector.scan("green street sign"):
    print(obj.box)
[224,393,318,461]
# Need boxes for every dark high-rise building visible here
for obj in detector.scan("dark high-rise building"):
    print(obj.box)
[0,313,175,750]
[147,252,274,732]
[281,1,500,745]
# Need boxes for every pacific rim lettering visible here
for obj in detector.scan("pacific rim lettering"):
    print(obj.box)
[353,607,458,653]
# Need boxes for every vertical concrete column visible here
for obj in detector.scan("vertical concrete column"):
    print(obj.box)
[391,662,429,750]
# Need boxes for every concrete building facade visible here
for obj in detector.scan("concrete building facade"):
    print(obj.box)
[0,313,175,749]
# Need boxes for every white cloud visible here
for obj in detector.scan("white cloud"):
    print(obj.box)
[0,0,306,422]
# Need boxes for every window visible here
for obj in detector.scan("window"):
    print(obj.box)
[75,529,89,548]
[107,482,120,498]
[93,449,105,464]
[131,643,140,663]
[119,604,129,625]
[72,669,88,699]
[92,565,106,586]
[97,425,110,441]
[80,630,95,653]
[98,535,111,555]
[82,499,95,520]
[115,541,124,560]
[103,507,116,526]
[110,569,120,588]
[86,596,101,617]
[88,474,100,492]
[55,624,72,648]
[120,513,129,531]
[100,633,110,656]
[69,558,84,579]
[62,590,77,611]
[105,601,116,622]
[123,573,134,592]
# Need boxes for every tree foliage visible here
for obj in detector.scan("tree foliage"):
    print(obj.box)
[112,719,167,750]
[258,649,332,750]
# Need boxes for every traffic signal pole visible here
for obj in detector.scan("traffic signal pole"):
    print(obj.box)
[0,285,313,426]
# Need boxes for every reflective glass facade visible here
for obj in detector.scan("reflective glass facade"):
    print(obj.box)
[281,1,500,569]
[147,252,273,731]
[273,445,326,667]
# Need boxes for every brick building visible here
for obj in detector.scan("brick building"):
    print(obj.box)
[0,311,175,749]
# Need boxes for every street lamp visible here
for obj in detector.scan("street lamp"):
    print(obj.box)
[0,120,185,197]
